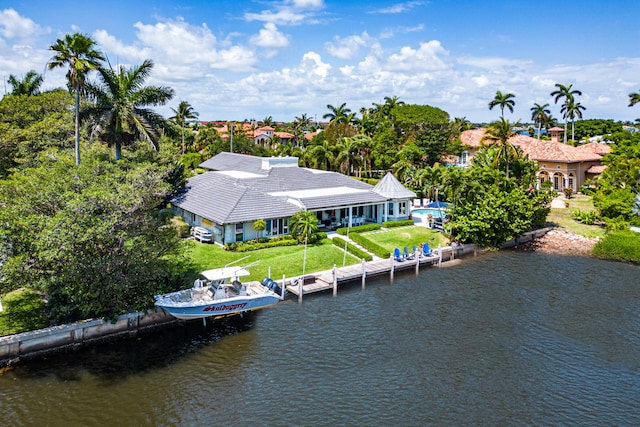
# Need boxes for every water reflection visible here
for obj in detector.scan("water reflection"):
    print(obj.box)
[6,313,255,382]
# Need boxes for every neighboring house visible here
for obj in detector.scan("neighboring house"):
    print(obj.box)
[171,153,415,245]
[459,127,611,192]
[249,126,296,148]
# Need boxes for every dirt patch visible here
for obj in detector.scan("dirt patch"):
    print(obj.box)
[518,229,599,256]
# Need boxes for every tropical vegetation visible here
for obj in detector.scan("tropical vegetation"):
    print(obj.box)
[0,31,638,335]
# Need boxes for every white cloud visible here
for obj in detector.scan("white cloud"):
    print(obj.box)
[0,9,49,39]
[385,40,450,71]
[250,23,289,49]
[325,32,371,60]
[372,1,425,14]
[472,75,489,87]
[244,0,326,26]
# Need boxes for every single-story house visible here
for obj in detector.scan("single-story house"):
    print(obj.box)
[459,127,611,192]
[171,153,416,245]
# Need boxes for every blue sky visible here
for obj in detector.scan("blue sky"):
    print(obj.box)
[2,0,639,123]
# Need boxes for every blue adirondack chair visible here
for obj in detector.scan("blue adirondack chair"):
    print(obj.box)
[394,248,405,262]
[422,243,433,256]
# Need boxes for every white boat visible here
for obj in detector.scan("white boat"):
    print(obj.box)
[154,265,284,320]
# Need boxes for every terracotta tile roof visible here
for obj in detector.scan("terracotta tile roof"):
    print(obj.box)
[586,165,607,174]
[578,141,611,157]
[460,129,603,163]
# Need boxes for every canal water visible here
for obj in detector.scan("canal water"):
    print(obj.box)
[2,250,640,426]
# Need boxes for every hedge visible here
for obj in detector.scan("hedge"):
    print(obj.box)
[336,223,381,235]
[382,219,415,228]
[349,233,391,259]
[332,237,373,261]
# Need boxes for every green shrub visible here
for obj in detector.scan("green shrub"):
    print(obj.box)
[336,223,381,235]
[571,209,598,225]
[226,236,299,252]
[171,215,190,237]
[382,219,415,228]
[0,288,49,336]
[563,187,573,199]
[331,237,373,261]
[604,217,631,232]
[349,233,391,258]
[593,230,640,263]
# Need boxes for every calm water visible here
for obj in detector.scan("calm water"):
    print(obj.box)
[2,251,640,426]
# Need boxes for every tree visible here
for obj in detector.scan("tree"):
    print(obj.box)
[488,90,516,118]
[530,103,551,140]
[562,99,586,142]
[323,102,352,123]
[83,59,174,160]
[252,219,266,238]
[7,70,44,96]
[0,148,184,322]
[629,90,640,107]
[551,83,582,143]
[289,210,319,244]
[481,117,520,178]
[308,140,335,171]
[335,136,363,176]
[170,101,199,155]
[48,32,105,164]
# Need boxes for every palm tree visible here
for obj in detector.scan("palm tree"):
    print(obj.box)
[335,136,363,176]
[170,101,199,155]
[308,140,335,171]
[562,99,586,142]
[83,59,174,160]
[7,70,44,96]
[628,90,640,107]
[481,117,520,178]
[551,83,582,143]
[530,103,551,140]
[323,103,352,123]
[263,116,274,127]
[48,32,105,164]
[488,90,516,117]
[290,210,318,244]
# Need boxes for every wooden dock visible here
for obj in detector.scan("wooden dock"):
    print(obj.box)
[284,244,472,301]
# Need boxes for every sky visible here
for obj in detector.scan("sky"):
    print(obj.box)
[1,0,640,124]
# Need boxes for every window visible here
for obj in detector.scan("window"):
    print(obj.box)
[400,202,406,215]
[388,202,394,216]
[235,223,243,242]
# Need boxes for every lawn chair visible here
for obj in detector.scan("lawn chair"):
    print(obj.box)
[403,246,414,260]
[393,248,405,262]
[422,243,433,257]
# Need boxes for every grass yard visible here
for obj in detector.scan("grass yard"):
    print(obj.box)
[546,195,606,239]
[361,226,449,253]
[187,238,360,281]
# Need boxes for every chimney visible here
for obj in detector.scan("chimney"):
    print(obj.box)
[548,127,564,143]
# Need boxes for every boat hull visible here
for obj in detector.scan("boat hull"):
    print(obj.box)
[155,294,281,320]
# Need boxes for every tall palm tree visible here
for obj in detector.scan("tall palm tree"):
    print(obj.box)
[530,103,551,140]
[170,101,199,155]
[488,90,516,117]
[628,90,640,107]
[335,136,363,176]
[48,33,105,164]
[83,59,174,160]
[562,99,586,142]
[7,70,44,96]
[481,117,520,178]
[323,103,352,124]
[551,83,582,143]
[308,140,335,171]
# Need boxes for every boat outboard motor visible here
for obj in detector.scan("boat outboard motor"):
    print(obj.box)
[261,277,282,295]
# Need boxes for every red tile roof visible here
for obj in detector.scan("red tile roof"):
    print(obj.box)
[460,129,603,163]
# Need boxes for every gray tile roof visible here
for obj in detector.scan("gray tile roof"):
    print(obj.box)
[372,172,416,199]
[173,153,392,224]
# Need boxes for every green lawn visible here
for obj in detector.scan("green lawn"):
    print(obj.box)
[361,226,449,253]
[546,195,606,239]
[187,238,360,281]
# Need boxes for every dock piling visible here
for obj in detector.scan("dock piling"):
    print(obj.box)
[361,259,366,289]
[333,264,338,296]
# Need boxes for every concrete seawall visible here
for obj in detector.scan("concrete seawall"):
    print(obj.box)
[0,309,178,367]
